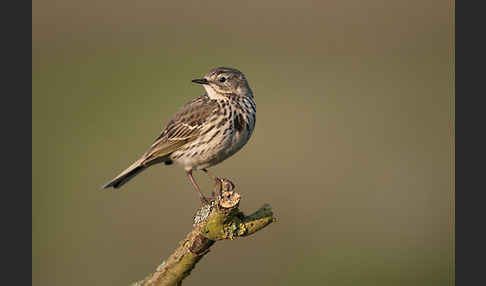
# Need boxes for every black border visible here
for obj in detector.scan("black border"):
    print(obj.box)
[4,1,32,284]
[456,0,484,285]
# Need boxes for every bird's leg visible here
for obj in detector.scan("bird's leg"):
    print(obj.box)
[202,168,220,181]
[186,170,210,205]
[202,168,223,197]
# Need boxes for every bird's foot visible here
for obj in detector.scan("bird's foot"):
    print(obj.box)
[212,178,235,199]
[199,195,212,206]
[211,178,223,198]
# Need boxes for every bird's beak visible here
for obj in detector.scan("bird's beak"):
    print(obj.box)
[191,78,209,85]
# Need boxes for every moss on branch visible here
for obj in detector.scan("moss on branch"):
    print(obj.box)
[131,179,275,286]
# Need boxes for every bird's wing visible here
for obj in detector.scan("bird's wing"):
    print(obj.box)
[141,95,218,162]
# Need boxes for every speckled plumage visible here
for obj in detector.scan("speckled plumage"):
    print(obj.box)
[102,67,256,200]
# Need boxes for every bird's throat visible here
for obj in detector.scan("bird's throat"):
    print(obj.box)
[204,85,227,100]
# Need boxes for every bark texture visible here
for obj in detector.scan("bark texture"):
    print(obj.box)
[131,179,275,286]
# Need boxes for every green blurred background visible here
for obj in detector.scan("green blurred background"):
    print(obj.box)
[32,0,454,285]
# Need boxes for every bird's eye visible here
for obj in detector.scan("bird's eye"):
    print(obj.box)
[219,77,226,83]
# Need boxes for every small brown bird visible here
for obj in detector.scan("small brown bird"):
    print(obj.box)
[102,67,256,203]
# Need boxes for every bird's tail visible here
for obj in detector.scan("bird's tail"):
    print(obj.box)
[102,158,147,189]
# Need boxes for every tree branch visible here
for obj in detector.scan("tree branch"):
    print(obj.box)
[131,179,276,286]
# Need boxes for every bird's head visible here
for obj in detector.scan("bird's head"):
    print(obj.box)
[192,67,252,99]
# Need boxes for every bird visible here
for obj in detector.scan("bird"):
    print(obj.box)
[102,67,256,203]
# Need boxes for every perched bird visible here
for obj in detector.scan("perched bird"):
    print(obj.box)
[102,67,256,203]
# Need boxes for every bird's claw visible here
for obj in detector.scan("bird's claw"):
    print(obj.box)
[199,195,212,206]
[212,178,223,198]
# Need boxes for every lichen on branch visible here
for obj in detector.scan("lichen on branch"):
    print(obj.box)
[132,178,275,286]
